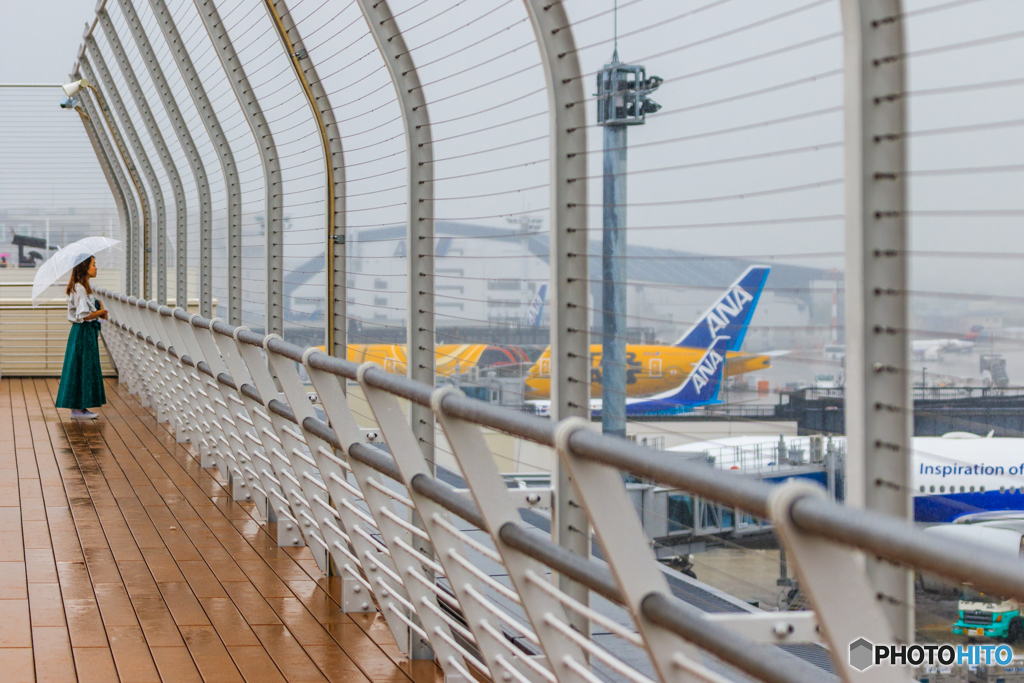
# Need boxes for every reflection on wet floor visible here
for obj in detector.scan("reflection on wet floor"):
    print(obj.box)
[0,377,442,683]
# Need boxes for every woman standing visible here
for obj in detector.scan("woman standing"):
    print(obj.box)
[55,256,108,419]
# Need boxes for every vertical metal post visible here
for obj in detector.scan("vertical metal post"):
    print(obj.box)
[840,0,912,641]
[146,0,241,324]
[601,121,627,439]
[76,80,134,289]
[354,0,433,659]
[263,0,346,358]
[521,0,591,636]
[96,6,180,304]
[113,0,212,315]
[192,0,283,337]
[80,40,162,301]
[73,63,143,296]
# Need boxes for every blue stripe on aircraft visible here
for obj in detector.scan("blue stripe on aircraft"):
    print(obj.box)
[914,491,1024,523]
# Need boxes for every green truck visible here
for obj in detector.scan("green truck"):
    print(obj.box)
[953,586,1022,642]
[927,518,1024,643]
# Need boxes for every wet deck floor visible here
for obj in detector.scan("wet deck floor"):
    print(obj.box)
[0,377,443,683]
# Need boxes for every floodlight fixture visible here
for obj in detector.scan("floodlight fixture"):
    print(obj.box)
[596,59,662,126]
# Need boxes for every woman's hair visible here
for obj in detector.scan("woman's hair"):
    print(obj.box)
[66,256,95,295]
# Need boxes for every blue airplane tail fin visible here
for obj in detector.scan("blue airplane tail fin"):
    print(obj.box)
[674,266,770,353]
[627,335,731,412]
[526,285,547,327]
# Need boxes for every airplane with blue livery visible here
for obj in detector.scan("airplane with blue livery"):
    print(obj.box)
[528,334,732,418]
[670,432,1024,523]
[524,266,776,404]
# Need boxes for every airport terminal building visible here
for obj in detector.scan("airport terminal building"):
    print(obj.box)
[324,221,839,351]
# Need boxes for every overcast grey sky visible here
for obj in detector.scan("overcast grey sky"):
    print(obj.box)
[2,0,1023,316]
[0,1,89,84]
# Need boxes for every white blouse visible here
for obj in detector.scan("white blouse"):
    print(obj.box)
[67,284,96,324]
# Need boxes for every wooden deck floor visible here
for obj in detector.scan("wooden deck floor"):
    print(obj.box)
[0,377,442,683]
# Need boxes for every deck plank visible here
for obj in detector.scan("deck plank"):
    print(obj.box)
[0,377,442,683]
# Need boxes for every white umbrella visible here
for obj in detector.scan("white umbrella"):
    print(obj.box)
[31,236,121,305]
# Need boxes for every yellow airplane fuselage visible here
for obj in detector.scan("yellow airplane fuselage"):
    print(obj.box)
[333,343,770,399]
[523,345,771,400]
[345,343,492,376]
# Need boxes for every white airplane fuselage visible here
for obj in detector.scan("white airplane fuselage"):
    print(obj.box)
[668,434,1024,523]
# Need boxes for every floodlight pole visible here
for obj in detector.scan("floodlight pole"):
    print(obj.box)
[599,52,628,441]
[596,55,660,439]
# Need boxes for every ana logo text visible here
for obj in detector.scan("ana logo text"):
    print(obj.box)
[706,286,754,337]
[691,348,724,393]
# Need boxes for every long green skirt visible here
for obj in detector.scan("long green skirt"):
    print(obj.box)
[55,320,106,410]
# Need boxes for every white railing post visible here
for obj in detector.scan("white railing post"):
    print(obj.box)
[73,62,143,296]
[263,0,346,358]
[79,43,163,303]
[192,0,283,337]
[358,373,542,680]
[95,5,180,302]
[769,481,907,681]
[354,0,435,494]
[520,0,592,637]
[208,327,291,525]
[146,0,242,324]
[75,88,135,297]
[232,337,329,572]
[840,0,913,640]
[430,390,589,683]
[114,0,214,315]
[267,348,424,651]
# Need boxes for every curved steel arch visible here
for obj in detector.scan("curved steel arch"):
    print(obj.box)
[80,42,163,303]
[96,7,181,304]
[146,0,243,325]
[113,0,213,316]
[75,77,135,294]
[192,0,283,337]
[263,0,346,358]
[520,0,591,639]
[354,0,434,479]
[72,60,145,296]
[353,0,434,661]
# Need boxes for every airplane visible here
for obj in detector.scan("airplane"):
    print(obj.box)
[346,342,532,376]
[529,334,731,417]
[523,265,775,400]
[335,266,776,390]
[912,325,984,361]
[668,431,1024,523]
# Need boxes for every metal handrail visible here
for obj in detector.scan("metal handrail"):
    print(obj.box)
[99,287,1024,683]
[93,287,1024,607]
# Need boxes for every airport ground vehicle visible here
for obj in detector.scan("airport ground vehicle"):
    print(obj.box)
[925,520,1024,641]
